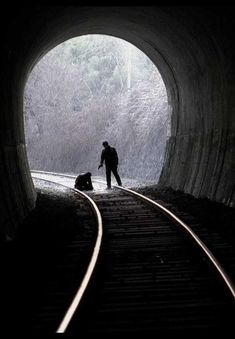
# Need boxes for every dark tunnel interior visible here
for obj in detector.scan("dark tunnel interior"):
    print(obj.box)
[0,5,235,239]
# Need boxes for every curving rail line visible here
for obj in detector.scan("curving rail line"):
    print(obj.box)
[31,174,103,333]
[31,170,235,333]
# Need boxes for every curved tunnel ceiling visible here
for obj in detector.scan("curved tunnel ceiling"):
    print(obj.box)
[1,5,234,238]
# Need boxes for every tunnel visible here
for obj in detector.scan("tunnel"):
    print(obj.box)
[0,5,234,239]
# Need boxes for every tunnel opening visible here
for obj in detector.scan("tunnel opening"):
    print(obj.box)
[23,34,171,184]
[2,5,235,240]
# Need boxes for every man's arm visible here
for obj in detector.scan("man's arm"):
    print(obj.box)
[98,149,105,169]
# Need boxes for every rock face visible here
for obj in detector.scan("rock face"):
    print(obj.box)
[0,5,235,237]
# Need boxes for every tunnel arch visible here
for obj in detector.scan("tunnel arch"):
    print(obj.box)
[1,6,234,238]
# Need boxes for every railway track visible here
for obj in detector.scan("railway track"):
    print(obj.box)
[31,170,235,333]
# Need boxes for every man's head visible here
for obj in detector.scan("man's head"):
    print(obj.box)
[102,141,109,148]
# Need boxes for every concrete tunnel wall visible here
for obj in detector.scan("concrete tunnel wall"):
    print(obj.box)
[0,5,234,239]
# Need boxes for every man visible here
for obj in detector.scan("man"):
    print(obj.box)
[98,141,122,189]
[74,172,94,191]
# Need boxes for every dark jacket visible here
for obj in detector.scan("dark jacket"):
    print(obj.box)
[101,146,118,167]
[75,172,93,190]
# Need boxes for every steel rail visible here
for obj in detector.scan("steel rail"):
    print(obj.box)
[31,170,235,301]
[114,185,235,300]
[31,175,103,333]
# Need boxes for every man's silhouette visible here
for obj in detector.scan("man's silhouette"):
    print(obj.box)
[98,141,122,189]
[74,172,94,191]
